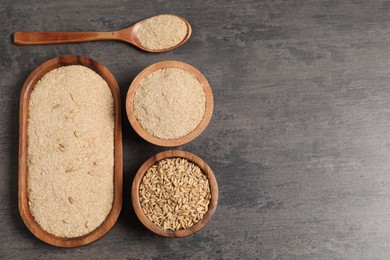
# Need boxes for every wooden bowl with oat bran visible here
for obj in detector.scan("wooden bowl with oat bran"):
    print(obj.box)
[126,60,214,147]
[18,55,122,247]
[132,150,218,237]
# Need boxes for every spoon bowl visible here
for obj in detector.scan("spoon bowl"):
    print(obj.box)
[116,15,192,52]
[14,14,192,52]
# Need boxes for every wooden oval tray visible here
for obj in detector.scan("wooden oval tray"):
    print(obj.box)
[18,55,123,247]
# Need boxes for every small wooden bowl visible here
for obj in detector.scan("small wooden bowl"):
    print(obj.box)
[18,55,123,247]
[131,150,218,237]
[126,60,214,147]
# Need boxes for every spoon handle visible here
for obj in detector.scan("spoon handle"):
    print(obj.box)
[14,31,119,45]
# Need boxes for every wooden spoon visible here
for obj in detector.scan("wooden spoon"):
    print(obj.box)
[13,14,192,52]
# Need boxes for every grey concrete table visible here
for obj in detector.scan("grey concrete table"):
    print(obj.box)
[2,0,390,259]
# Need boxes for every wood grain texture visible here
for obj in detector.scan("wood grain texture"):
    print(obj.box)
[2,0,390,259]
[14,31,123,45]
[126,60,213,147]
[131,150,218,238]
[19,55,123,247]
[13,14,192,53]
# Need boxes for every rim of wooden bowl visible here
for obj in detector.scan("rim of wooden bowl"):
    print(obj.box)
[131,150,218,237]
[125,60,214,147]
[18,55,123,247]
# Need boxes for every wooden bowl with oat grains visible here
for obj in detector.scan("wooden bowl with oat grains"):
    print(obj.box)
[126,60,214,147]
[132,150,218,237]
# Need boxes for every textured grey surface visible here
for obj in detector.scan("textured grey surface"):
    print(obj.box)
[1,0,390,259]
